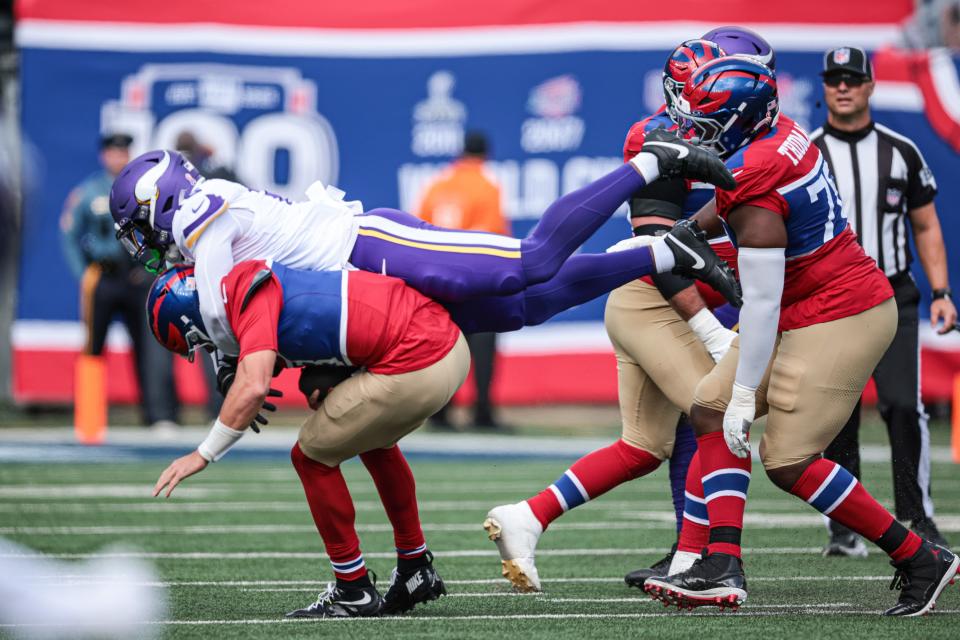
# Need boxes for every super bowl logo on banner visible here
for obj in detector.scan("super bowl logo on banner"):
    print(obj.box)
[521,75,585,153]
[412,71,467,157]
[100,63,339,199]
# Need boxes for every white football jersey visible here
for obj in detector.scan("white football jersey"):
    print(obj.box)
[171,179,360,354]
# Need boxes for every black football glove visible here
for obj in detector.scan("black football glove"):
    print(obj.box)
[298,364,357,407]
[214,352,283,434]
[640,129,737,191]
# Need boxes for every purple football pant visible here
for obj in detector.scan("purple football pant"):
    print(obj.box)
[446,249,655,334]
[348,164,648,302]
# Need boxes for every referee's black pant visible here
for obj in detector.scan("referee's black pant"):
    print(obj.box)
[81,263,180,426]
[825,273,933,524]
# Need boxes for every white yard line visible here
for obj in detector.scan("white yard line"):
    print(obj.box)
[22,575,896,587]
[0,499,655,513]
[5,609,960,627]
[0,547,825,560]
[7,515,960,535]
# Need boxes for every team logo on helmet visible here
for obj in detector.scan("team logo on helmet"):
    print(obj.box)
[675,56,779,158]
[833,48,851,65]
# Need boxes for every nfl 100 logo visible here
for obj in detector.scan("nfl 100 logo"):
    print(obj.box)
[100,63,339,199]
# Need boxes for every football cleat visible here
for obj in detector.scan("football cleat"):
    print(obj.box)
[644,551,747,610]
[823,528,869,558]
[483,502,544,592]
[664,220,742,307]
[625,544,676,588]
[638,129,737,191]
[883,541,959,617]
[285,581,384,619]
[382,551,447,615]
[911,517,950,548]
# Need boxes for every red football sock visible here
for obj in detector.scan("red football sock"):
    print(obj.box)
[526,439,660,529]
[359,446,427,558]
[290,444,367,581]
[790,458,922,562]
[698,431,751,558]
[677,451,709,554]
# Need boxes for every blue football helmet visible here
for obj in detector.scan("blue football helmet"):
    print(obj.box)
[663,39,726,122]
[675,55,779,158]
[147,265,213,360]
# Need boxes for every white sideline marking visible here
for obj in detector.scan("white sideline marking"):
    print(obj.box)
[0,547,824,560]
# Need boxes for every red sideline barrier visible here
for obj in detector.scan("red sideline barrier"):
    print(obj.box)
[12,346,957,407]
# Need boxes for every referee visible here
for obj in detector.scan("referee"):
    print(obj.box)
[811,47,957,556]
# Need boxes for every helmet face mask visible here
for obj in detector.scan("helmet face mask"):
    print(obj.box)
[677,56,779,158]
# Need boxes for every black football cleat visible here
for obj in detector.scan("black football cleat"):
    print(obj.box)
[823,524,869,558]
[644,552,747,611]
[640,129,737,191]
[625,543,676,589]
[382,551,447,615]
[285,581,384,619]
[664,220,742,307]
[883,541,959,617]
[911,517,950,547]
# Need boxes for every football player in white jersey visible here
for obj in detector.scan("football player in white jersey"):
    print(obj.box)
[110,134,739,354]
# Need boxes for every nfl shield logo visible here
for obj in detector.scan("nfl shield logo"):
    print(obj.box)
[886,187,902,207]
[834,48,851,65]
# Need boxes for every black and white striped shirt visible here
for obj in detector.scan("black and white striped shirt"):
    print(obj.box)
[810,122,938,277]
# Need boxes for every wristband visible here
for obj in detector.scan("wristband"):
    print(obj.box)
[933,288,952,301]
[197,419,244,462]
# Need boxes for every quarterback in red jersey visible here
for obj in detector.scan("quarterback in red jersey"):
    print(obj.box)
[645,55,959,617]
[150,262,470,619]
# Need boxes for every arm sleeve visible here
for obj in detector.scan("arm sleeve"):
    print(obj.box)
[733,247,785,391]
[59,188,87,280]
[905,144,937,209]
[193,214,243,355]
[233,276,283,361]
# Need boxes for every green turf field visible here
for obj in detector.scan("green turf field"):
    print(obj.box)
[1,442,959,638]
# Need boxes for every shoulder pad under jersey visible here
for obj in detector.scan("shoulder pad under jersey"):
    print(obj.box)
[240,266,276,312]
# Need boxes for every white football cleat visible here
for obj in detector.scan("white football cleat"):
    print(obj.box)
[483,502,544,592]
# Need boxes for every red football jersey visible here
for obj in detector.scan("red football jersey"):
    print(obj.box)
[222,261,459,374]
[715,115,893,330]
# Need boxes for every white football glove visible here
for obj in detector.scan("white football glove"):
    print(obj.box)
[723,382,755,458]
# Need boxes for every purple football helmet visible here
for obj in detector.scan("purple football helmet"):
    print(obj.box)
[110,149,202,273]
[701,26,776,70]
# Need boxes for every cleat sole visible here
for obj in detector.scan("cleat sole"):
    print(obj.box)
[500,559,540,593]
